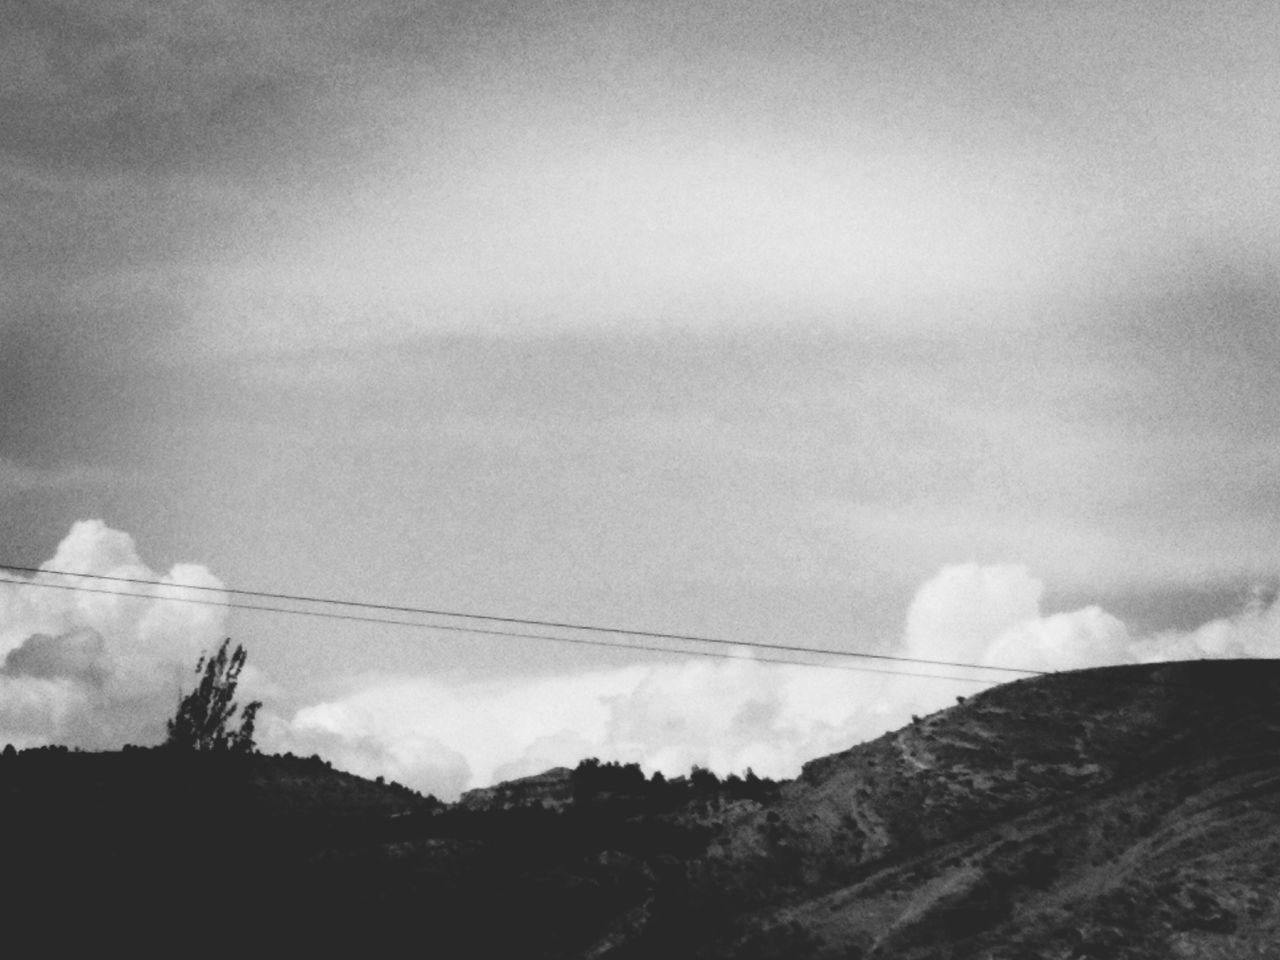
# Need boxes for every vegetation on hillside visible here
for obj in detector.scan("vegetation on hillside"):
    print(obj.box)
[570,757,780,808]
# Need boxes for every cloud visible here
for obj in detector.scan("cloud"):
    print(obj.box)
[594,658,903,780]
[263,668,642,798]
[266,653,975,801]
[1133,588,1280,662]
[903,563,1131,672]
[0,519,229,748]
[268,562,1280,800]
[905,562,1280,674]
[985,607,1130,672]
[4,629,109,687]
[267,703,473,800]
[904,563,1044,666]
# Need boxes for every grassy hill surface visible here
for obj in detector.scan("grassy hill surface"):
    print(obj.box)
[3,660,1278,957]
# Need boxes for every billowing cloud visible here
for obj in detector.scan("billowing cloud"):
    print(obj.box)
[905,562,1280,673]
[265,654,980,800]
[904,563,1131,672]
[0,519,229,748]
[268,702,473,801]
[904,563,1044,666]
[262,668,644,797]
[269,562,1280,800]
[1133,588,1280,662]
[986,607,1131,672]
[595,658,906,780]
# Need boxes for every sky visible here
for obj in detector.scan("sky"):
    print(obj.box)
[2,1,1280,798]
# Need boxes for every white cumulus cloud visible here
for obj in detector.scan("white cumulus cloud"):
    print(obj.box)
[281,563,1280,800]
[904,563,1044,665]
[1133,589,1280,662]
[0,520,229,748]
[265,654,980,800]
[905,562,1280,673]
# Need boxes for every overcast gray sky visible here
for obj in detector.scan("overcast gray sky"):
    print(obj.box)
[3,1,1280,795]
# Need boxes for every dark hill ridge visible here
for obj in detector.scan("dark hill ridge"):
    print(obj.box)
[2,659,1278,957]
[660,659,1280,958]
[0,746,431,817]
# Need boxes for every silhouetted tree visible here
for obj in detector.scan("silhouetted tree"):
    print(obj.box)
[166,638,262,753]
[690,765,720,792]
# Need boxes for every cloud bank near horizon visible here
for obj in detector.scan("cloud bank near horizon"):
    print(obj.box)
[271,561,1280,799]
[4,522,1279,798]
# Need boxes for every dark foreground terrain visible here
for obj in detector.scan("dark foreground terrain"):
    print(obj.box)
[3,660,1279,957]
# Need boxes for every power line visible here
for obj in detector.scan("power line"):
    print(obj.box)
[0,575,1002,684]
[0,572,1022,686]
[0,563,1047,678]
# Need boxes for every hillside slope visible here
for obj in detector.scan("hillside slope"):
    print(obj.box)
[634,660,1280,958]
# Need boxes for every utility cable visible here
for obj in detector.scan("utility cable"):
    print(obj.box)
[0,563,1048,678]
[0,573,1018,685]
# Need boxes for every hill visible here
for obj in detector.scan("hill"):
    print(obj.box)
[2,659,1278,956]
[669,659,1280,958]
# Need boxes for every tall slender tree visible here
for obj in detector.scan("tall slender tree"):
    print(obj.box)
[166,638,262,753]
